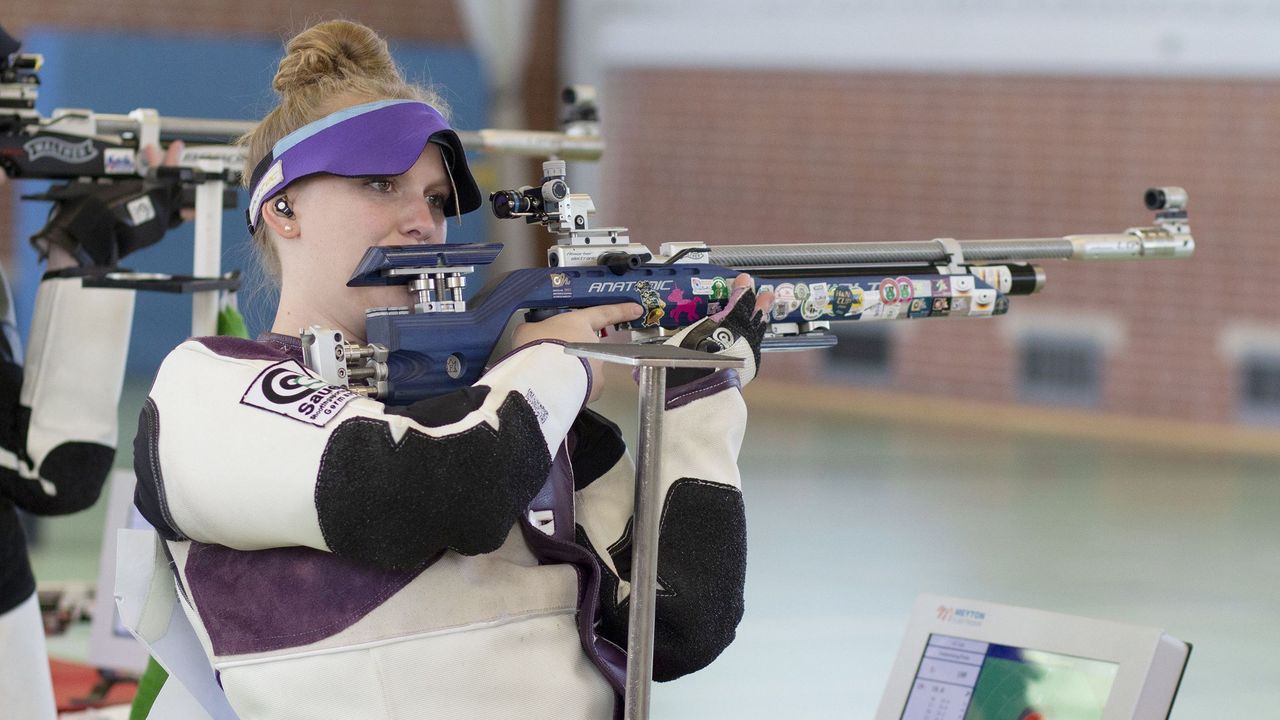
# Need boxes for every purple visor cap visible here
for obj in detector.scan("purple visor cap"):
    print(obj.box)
[246,99,482,233]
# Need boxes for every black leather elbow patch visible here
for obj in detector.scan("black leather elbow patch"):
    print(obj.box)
[0,361,23,453]
[650,480,748,682]
[315,391,552,570]
[31,442,114,515]
[591,480,748,682]
[133,398,185,541]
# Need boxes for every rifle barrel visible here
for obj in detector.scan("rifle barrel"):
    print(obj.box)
[707,231,1190,268]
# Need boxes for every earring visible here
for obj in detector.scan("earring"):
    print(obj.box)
[282,224,293,232]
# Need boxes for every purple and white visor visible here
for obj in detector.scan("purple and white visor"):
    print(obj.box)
[246,99,482,233]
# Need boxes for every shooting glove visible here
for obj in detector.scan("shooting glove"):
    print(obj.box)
[25,174,184,267]
[662,285,767,387]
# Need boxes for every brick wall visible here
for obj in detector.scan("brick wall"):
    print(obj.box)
[2,2,463,42]
[603,70,1280,423]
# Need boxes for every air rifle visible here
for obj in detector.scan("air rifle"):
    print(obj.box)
[302,161,1194,404]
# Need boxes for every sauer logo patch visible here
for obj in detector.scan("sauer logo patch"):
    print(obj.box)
[240,360,358,427]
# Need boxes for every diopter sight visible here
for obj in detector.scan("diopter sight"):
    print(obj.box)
[1144,186,1187,211]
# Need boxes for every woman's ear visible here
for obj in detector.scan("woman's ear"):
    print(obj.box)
[260,194,301,239]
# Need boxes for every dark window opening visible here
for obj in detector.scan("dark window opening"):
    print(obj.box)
[1240,355,1280,423]
[825,323,893,383]
[1019,335,1102,407]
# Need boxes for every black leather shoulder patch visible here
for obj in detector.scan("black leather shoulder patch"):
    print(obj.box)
[386,385,491,428]
[315,391,552,570]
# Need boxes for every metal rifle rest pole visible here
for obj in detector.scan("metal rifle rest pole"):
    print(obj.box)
[563,343,746,720]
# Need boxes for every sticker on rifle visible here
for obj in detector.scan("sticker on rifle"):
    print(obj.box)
[666,287,701,324]
[793,282,810,303]
[970,288,997,315]
[908,297,931,318]
[809,283,830,307]
[951,276,975,296]
[831,285,856,317]
[876,303,902,320]
[932,297,951,316]
[951,296,971,314]
[896,277,914,304]
[879,278,899,305]
[550,272,572,300]
[771,283,798,321]
[636,281,666,327]
[934,278,951,296]
[104,148,137,175]
[801,297,823,321]
[690,276,730,300]
[711,277,730,301]
[913,280,932,299]
[241,360,358,427]
[972,266,1012,294]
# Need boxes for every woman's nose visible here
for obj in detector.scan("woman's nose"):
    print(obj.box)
[401,201,443,243]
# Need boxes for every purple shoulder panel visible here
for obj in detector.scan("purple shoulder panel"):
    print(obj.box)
[665,368,741,410]
[191,336,292,362]
[182,541,437,656]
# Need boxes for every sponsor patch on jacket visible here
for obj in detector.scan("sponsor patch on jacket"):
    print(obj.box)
[241,360,358,427]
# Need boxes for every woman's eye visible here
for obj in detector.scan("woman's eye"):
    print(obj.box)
[426,193,446,209]
[366,179,395,193]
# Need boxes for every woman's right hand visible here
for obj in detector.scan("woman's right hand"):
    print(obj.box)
[512,303,643,402]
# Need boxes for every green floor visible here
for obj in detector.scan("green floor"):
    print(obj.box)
[27,378,1280,718]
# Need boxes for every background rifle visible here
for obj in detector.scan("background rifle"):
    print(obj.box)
[1,26,602,185]
[2,25,602,331]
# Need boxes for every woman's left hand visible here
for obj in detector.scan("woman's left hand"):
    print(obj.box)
[663,273,774,387]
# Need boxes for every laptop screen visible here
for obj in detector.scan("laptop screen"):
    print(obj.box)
[901,634,1119,720]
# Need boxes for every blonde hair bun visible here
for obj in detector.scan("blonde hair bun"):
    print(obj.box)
[273,20,400,95]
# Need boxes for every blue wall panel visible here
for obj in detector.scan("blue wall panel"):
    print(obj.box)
[8,29,486,375]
